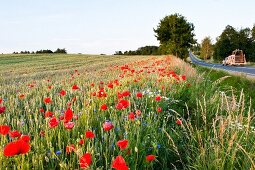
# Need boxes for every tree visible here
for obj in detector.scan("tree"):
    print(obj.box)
[154,13,196,59]
[54,48,67,54]
[252,24,255,40]
[214,25,255,61]
[200,36,213,60]
[213,25,239,61]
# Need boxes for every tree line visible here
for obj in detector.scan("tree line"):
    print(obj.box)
[115,13,196,59]
[195,25,255,62]
[13,48,67,54]
[114,46,159,55]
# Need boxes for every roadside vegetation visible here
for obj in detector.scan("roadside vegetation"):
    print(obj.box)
[1,53,255,169]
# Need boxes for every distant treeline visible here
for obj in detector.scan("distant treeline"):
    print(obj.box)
[13,48,67,54]
[114,46,159,55]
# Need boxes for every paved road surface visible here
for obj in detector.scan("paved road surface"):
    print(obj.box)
[189,52,255,76]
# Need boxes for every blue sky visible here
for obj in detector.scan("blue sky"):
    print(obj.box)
[0,0,254,54]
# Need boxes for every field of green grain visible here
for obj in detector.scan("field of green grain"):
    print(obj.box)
[0,54,255,170]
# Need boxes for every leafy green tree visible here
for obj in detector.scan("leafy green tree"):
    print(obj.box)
[214,25,255,61]
[213,25,239,61]
[252,24,255,40]
[200,36,213,60]
[54,48,67,54]
[154,13,196,59]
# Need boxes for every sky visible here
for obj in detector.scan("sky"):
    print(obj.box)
[0,0,255,54]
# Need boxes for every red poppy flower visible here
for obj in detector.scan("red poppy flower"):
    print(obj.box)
[0,98,2,104]
[116,100,129,110]
[59,89,66,96]
[80,153,92,169]
[44,97,52,104]
[90,83,95,87]
[4,139,30,157]
[72,84,79,90]
[128,112,135,120]
[19,94,25,99]
[20,135,30,143]
[135,110,141,116]
[117,139,128,150]
[157,107,162,113]
[0,106,6,114]
[176,119,182,125]
[103,121,114,131]
[122,91,130,97]
[79,139,85,145]
[48,86,52,89]
[181,75,186,81]
[49,117,59,128]
[66,144,75,154]
[9,130,21,138]
[64,122,75,129]
[155,96,161,101]
[40,130,45,137]
[108,83,113,89]
[64,108,73,122]
[97,89,107,98]
[0,125,10,135]
[100,104,108,111]
[146,155,156,161]
[85,131,95,138]
[136,92,143,98]
[112,155,129,170]
[44,111,53,118]
[39,108,45,113]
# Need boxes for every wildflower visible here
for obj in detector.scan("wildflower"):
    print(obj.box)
[128,112,135,120]
[122,91,130,97]
[79,139,85,145]
[3,139,30,156]
[0,98,2,104]
[55,150,62,155]
[155,96,161,101]
[146,154,156,161]
[112,155,128,170]
[44,111,53,118]
[176,119,182,125]
[85,131,95,139]
[136,92,143,98]
[72,84,79,90]
[157,107,162,113]
[19,94,25,99]
[49,117,59,128]
[135,110,141,116]
[0,125,10,135]
[64,122,75,129]
[64,108,73,123]
[0,106,6,114]
[66,144,75,154]
[100,104,108,111]
[44,97,52,104]
[59,89,66,96]
[9,130,22,138]
[115,100,129,110]
[39,108,45,113]
[117,139,128,150]
[80,153,92,169]
[103,120,114,131]
[108,83,113,88]
[20,135,30,143]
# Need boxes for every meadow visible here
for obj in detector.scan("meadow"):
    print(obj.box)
[0,54,255,170]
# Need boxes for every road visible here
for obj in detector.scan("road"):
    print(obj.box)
[189,52,255,76]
